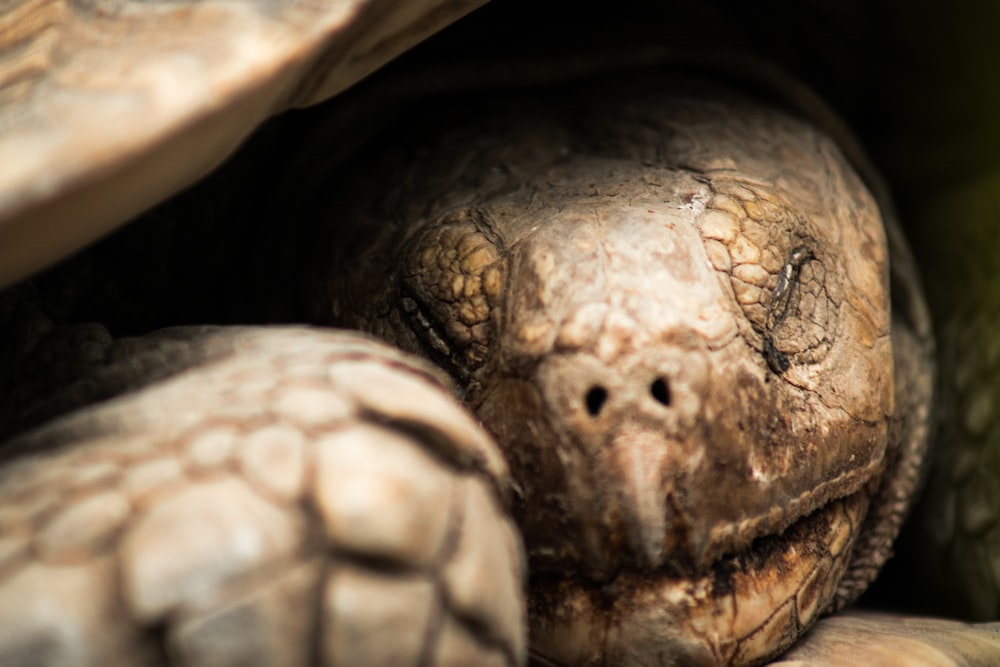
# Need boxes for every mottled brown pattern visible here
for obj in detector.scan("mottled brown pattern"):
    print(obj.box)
[1,0,998,665]
[298,74,931,663]
[0,327,524,666]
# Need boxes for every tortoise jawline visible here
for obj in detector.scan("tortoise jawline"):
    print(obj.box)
[528,491,869,666]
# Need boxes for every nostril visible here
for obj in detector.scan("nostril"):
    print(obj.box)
[585,386,608,417]
[650,377,671,406]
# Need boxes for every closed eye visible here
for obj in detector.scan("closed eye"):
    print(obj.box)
[399,289,470,383]
[763,245,812,374]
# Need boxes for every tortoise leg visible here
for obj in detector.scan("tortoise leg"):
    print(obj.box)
[768,610,1000,667]
[0,326,525,667]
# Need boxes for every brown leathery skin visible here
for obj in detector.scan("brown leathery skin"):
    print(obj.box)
[529,494,868,667]
[303,74,919,664]
[0,0,989,662]
[0,327,525,667]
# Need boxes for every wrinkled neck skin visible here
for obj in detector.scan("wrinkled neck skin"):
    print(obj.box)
[312,75,896,665]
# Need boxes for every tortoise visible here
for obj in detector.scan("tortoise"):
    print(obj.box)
[1,0,999,665]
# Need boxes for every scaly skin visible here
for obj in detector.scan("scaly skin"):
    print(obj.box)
[0,327,524,666]
[0,69,939,665]
[291,74,931,664]
[1,1,998,662]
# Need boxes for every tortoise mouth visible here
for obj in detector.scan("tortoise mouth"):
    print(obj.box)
[527,490,868,666]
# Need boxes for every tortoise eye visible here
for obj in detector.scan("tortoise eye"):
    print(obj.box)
[763,245,813,374]
[696,179,838,375]
[399,291,468,383]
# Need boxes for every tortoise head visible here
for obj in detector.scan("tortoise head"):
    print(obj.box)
[315,76,898,664]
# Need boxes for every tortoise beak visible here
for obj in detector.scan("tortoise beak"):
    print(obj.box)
[610,427,672,568]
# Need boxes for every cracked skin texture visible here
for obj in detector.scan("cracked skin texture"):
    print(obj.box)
[0,68,936,664]
[2,0,998,662]
[0,70,935,665]
[298,74,924,665]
